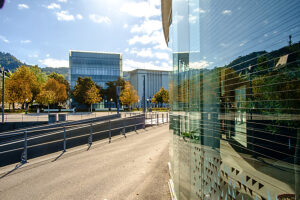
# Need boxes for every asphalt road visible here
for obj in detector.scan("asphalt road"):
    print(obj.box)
[0,125,170,200]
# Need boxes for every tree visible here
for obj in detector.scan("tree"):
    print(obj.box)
[152,87,169,106]
[48,72,70,95]
[72,77,102,109]
[29,65,47,103]
[119,81,138,110]
[5,65,39,109]
[104,77,125,103]
[36,78,67,107]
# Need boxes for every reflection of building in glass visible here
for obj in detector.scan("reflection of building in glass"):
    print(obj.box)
[162,0,300,199]
[69,50,122,89]
[128,69,170,107]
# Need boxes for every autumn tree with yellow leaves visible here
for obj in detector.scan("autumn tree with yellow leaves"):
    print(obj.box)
[36,78,67,107]
[119,81,138,110]
[5,66,39,110]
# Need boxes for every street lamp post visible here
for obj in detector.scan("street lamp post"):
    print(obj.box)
[1,66,10,124]
[110,98,113,113]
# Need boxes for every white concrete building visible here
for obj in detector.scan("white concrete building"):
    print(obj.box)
[128,69,170,107]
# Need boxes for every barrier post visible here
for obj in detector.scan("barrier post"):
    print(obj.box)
[63,126,66,152]
[109,120,111,143]
[143,114,146,130]
[123,120,126,137]
[157,113,159,126]
[21,130,28,163]
[162,113,164,124]
[134,116,137,133]
[88,122,93,146]
[167,113,169,123]
[151,113,153,126]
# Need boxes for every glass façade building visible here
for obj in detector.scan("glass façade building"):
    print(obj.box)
[69,50,122,89]
[162,0,300,199]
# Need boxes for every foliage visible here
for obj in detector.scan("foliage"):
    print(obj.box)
[36,78,67,105]
[152,87,169,104]
[119,81,138,108]
[72,77,102,106]
[48,72,70,95]
[104,77,125,102]
[5,66,39,105]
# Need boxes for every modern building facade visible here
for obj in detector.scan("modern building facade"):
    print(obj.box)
[69,50,122,89]
[162,0,300,199]
[128,69,169,107]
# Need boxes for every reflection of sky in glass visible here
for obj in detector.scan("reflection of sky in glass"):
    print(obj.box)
[172,0,300,68]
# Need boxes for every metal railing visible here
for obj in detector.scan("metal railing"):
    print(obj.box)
[0,112,169,167]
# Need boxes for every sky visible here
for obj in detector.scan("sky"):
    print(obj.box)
[0,0,172,71]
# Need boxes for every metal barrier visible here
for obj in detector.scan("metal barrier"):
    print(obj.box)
[0,114,144,167]
[0,112,169,167]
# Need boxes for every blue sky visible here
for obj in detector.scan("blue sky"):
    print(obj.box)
[0,0,172,71]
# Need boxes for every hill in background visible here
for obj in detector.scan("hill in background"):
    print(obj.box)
[0,51,69,80]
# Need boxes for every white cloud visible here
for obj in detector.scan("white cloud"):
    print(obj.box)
[89,14,111,24]
[56,10,74,21]
[123,24,128,29]
[189,14,197,24]
[39,58,68,68]
[220,43,229,47]
[0,35,9,43]
[193,8,206,13]
[131,19,161,35]
[128,30,163,46]
[120,1,160,18]
[239,40,247,47]
[123,59,171,71]
[18,4,29,10]
[222,10,232,15]
[57,0,67,2]
[130,48,170,61]
[20,40,31,44]
[130,48,153,58]
[189,60,213,69]
[46,54,50,57]
[124,48,129,52]
[154,52,169,60]
[76,14,83,20]
[47,3,60,9]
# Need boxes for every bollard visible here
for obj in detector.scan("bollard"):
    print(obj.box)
[63,126,66,152]
[134,116,137,133]
[21,130,28,163]
[143,114,146,130]
[123,120,126,137]
[162,113,164,124]
[157,114,159,126]
[151,113,153,126]
[109,120,111,143]
[88,122,93,146]
[167,113,169,123]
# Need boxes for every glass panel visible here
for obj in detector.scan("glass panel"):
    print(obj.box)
[169,0,300,199]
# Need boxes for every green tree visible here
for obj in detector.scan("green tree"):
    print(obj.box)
[72,77,102,110]
[119,81,138,110]
[104,77,125,103]
[152,87,169,106]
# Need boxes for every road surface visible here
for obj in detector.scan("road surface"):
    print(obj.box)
[0,125,170,200]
